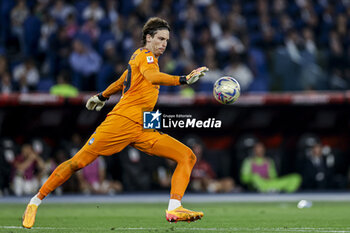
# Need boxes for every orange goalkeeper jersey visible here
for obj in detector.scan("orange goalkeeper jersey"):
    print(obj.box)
[102,48,180,124]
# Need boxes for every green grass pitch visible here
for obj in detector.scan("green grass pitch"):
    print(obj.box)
[0,202,349,233]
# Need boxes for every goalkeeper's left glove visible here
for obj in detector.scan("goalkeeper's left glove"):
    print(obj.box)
[180,66,209,85]
[86,93,109,111]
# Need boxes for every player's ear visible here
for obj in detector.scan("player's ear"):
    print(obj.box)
[146,34,152,43]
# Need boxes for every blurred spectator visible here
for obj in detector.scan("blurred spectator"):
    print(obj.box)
[299,0,319,30]
[182,4,201,41]
[30,137,52,166]
[199,45,223,92]
[302,27,317,56]
[299,27,326,90]
[274,29,326,91]
[328,30,347,89]
[179,85,195,98]
[300,143,347,190]
[82,0,105,22]
[81,18,101,42]
[48,26,71,76]
[69,38,102,91]
[50,0,75,21]
[0,56,8,76]
[240,142,301,193]
[224,53,253,91]
[216,26,245,55]
[64,13,79,39]
[77,157,123,195]
[23,11,42,57]
[10,0,29,55]
[179,29,194,60]
[0,72,14,94]
[12,144,45,196]
[111,16,124,44]
[195,27,214,63]
[272,0,286,15]
[50,70,78,97]
[206,4,223,40]
[13,58,40,92]
[39,14,58,52]
[121,23,142,60]
[106,0,119,24]
[279,13,294,34]
[1,0,350,93]
[97,41,118,91]
[0,56,14,94]
[187,136,235,193]
[33,0,50,20]
[242,35,270,92]
[153,158,176,190]
[119,146,152,191]
[301,143,330,190]
[61,133,84,158]
[0,138,16,195]
[227,2,246,35]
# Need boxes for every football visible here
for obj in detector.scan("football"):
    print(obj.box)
[213,76,241,104]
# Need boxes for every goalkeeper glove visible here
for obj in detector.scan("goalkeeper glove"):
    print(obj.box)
[180,66,209,85]
[86,93,109,111]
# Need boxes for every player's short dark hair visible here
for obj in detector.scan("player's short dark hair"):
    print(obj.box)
[142,17,170,46]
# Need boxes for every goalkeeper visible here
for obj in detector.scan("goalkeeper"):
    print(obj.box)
[22,17,208,228]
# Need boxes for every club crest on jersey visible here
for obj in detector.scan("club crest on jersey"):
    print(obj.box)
[146,56,154,64]
[143,110,161,129]
[88,138,95,145]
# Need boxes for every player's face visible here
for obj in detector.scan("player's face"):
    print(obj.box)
[147,29,169,57]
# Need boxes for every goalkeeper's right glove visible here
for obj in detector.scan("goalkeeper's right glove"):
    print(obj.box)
[86,93,109,111]
[180,66,209,85]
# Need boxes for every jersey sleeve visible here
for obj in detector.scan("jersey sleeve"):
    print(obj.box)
[144,69,181,86]
[136,52,181,86]
[137,52,159,76]
[102,70,127,98]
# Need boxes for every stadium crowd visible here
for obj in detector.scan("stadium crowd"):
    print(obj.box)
[1,132,349,196]
[0,0,350,94]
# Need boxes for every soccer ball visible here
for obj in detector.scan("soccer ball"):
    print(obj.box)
[213,77,241,104]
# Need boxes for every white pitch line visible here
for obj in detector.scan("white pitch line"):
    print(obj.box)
[1,226,350,232]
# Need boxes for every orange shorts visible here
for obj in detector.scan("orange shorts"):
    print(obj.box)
[82,114,166,156]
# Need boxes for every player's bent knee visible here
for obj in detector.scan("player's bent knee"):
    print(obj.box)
[189,149,197,166]
[183,147,197,167]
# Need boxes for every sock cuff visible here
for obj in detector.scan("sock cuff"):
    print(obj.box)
[168,199,181,211]
[170,194,182,201]
[37,192,45,200]
[29,195,42,206]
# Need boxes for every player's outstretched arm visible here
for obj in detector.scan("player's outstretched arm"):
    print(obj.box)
[144,66,208,86]
[102,70,128,97]
[86,70,127,111]
[181,66,209,85]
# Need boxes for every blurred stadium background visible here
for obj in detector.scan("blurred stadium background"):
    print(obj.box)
[0,0,350,200]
